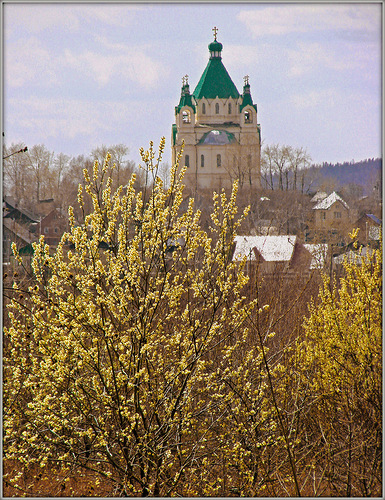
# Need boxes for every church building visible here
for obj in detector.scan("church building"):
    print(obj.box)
[171,28,261,192]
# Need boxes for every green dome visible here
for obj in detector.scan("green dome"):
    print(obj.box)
[208,40,223,52]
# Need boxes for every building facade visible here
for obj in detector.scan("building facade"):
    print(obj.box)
[312,191,350,245]
[171,29,261,192]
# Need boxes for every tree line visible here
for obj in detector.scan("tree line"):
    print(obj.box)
[2,143,143,218]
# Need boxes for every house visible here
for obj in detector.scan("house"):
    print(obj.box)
[233,235,329,275]
[354,213,382,247]
[233,235,296,274]
[3,196,39,225]
[3,217,37,263]
[254,219,278,236]
[303,243,329,269]
[172,28,261,192]
[3,196,40,264]
[333,246,375,268]
[39,208,68,246]
[312,191,350,244]
[310,191,328,204]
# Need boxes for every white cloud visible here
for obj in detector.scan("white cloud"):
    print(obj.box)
[5,96,172,164]
[289,87,380,117]
[287,42,350,77]
[287,38,381,78]
[78,4,142,28]
[4,4,141,36]
[5,33,167,92]
[237,4,381,37]
[290,88,339,109]
[7,97,135,142]
[5,37,59,87]
[64,39,167,89]
[222,44,261,68]
[4,4,81,36]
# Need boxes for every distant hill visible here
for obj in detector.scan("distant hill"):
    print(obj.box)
[307,158,382,195]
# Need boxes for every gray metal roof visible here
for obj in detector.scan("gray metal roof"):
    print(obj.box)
[198,129,237,145]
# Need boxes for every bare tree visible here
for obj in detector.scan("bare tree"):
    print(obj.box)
[26,144,54,204]
[288,146,311,191]
[261,144,291,191]
[90,144,136,191]
[3,143,30,203]
[262,144,312,193]
[52,152,71,208]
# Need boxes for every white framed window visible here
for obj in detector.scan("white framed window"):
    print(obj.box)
[201,155,205,167]
[215,103,220,114]
[244,110,252,123]
[182,110,191,123]
[217,154,221,167]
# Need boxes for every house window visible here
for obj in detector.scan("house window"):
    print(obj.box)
[182,110,191,123]
[54,227,59,233]
[217,154,221,167]
[244,110,252,123]
[228,102,232,114]
[185,155,190,168]
[215,103,220,114]
[201,154,205,168]
[44,227,49,234]
[321,212,326,220]
[334,211,341,219]
[202,103,206,114]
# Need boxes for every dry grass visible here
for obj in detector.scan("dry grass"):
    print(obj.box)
[3,460,115,497]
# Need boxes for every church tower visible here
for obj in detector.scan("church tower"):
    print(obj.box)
[171,28,261,192]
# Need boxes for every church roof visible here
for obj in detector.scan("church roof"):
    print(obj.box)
[175,81,196,113]
[198,129,237,145]
[239,80,257,113]
[193,39,240,100]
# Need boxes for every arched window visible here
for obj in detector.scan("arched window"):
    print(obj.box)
[228,102,232,114]
[217,154,221,167]
[182,110,191,123]
[185,155,190,167]
[215,103,220,114]
[244,110,252,123]
[201,154,205,168]
[202,103,206,114]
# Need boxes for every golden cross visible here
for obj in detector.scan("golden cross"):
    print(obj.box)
[212,26,218,41]
[244,75,249,85]
[184,74,189,85]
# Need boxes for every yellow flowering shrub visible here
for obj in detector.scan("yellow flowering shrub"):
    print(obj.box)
[293,237,382,496]
[4,139,278,496]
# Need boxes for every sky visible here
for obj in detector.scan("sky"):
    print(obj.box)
[2,2,383,168]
